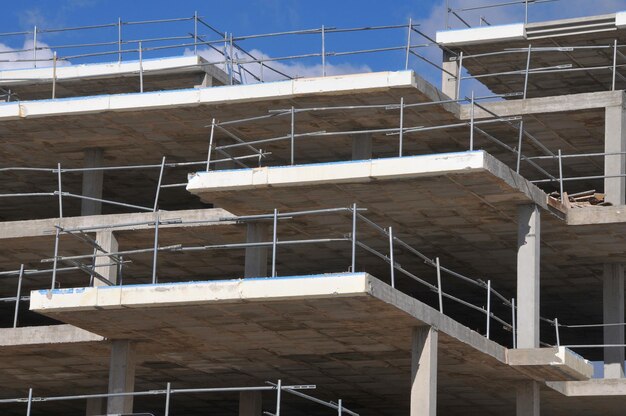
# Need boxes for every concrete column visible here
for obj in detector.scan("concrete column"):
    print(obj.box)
[604,104,626,206]
[239,391,263,416]
[516,381,540,416]
[603,104,625,379]
[244,223,269,278]
[85,397,106,415]
[107,340,136,415]
[82,148,104,216]
[410,326,437,416]
[441,51,460,100]
[517,204,540,349]
[603,263,625,378]
[94,230,118,286]
[351,133,372,161]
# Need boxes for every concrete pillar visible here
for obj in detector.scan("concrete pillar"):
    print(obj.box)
[239,391,263,416]
[516,381,540,416]
[441,51,460,100]
[244,223,269,278]
[82,148,104,216]
[603,105,625,378]
[410,326,437,416]
[94,230,118,286]
[85,397,106,415]
[351,133,372,161]
[604,104,626,206]
[107,340,136,415]
[517,204,540,349]
[603,263,625,378]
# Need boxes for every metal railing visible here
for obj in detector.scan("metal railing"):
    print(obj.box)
[0,380,359,416]
[0,13,450,100]
[2,204,518,345]
[445,0,561,29]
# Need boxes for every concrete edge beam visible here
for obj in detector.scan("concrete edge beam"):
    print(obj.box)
[507,347,594,381]
[0,324,104,347]
[547,379,626,396]
[459,91,624,120]
[0,208,233,240]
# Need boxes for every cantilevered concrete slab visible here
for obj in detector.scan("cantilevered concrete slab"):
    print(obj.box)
[0,56,229,100]
[28,273,591,414]
[437,12,626,97]
[547,379,626,396]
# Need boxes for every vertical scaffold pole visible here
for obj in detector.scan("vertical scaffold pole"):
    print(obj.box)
[554,318,561,347]
[164,382,171,416]
[486,279,492,339]
[613,39,618,91]
[405,18,412,70]
[512,298,517,348]
[13,264,24,328]
[26,388,33,416]
[206,118,216,171]
[399,97,405,157]
[351,203,357,272]
[321,25,326,76]
[51,228,60,290]
[388,227,395,288]
[52,52,57,99]
[436,257,443,313]
[194,11,199,55]
[470,91,475,151]
[57,163,63,218]
[272,209,278,277]
[118,17,123,63]
[290,106,295,165]
[33,26,37,68]
[139,41,144,93]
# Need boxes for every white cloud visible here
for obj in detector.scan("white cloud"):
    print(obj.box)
[186,46,371,83]
[0,40,69,70]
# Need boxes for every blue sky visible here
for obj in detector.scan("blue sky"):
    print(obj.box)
[1,0,625,86]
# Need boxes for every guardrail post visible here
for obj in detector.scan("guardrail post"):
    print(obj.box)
[26,388,33,416]
[524,0,529,26]
[152,212,160,284]
[554,318,560,347]
[523,45,531,99]
[337,399,343,416]
[388,226,395,288]
[486,279,491,339]
[613,39,618,91]
[139,41,144,93]
[51,228,60,290]
[321,25,326,76]
[33,26,37,68]
[512,298,516,348]
[470,91,475,151]
[13,264,24,328]
[290,106,295,165]
[194,11,199,55]
[272,208,278,277]
[445,0,450,29]
[558,149,564,198]
[455,51,463,100]
[405,18,412,70]
[206,118,216,171]
[399,97,404,157]
[118,17,122,63]
[229,33,234,85]
[436,257,443,313]
[275,379,282,416]
[57,162,63,218]
[52,52,57,99]
[516,120,524,173]
[351,203,357,272]
[164,382,171,416]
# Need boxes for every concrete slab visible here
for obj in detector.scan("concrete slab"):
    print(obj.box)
[547,379,626,396]
[507,347,593,381]
[0,56,229,100]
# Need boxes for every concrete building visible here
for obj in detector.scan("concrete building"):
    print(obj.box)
[1,4,626,416]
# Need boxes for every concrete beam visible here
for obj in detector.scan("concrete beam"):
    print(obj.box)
[603,263,625,379]
[244,223,268,278]
[547,379,626,396]
[107,340,136,415]
[0,324,103,347]
[460,90,624,119]
[351,133,373,161]
[604,104,626,206]
[507,347,593,381]
[94,230,118,285]
[517,204,540,349]
[410,326,437,416]
[81,148,104,216]
[516,381,540,416]
[239,391,262,416]
[0,208,232,240]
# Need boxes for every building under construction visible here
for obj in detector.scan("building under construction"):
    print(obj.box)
[2,2,626,415]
